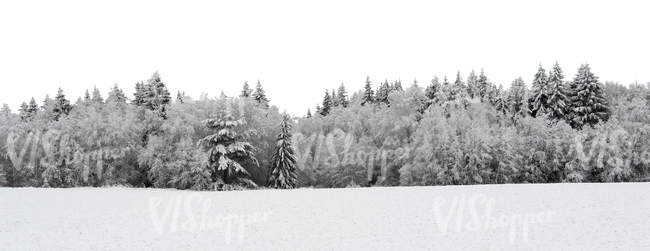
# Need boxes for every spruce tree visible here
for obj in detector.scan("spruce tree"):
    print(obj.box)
[320,90,332,116]
[145,71,172,111]
[18,102,28,121]
[92,86,104,104]
[507,77,528,117]
[394,79,403,91]
[337,82,349,108]
[362,76,374,106]
[268,113,299,189]
[529,63,549,117]
[331,89,338,107]
[306,108,312,118]
[52,87,72,121]
[197,108,258,185]
[425,75,439,100]
[375,80,391,104]
[547,61,569,121]
[240,81,253,98]
[83,89,91,101]
[1,103,11,116]
[453,71,467,99]
[26,97,38,122]
[106,83,128,104]
[315,103,321,115]
[253,79,270,108]
[568,63,609,129]
[477,69,489,101]
[466,70,478,99]
[132,81,146,106]
[42,94,54,112]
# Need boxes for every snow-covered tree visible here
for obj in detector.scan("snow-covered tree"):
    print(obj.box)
[240,81,253,98]
[529,64,549,117]
[268,113,299,189]
[362,75,374,106]
[568,63,609,129]
[546,61,570,121]
[253,79,270,108]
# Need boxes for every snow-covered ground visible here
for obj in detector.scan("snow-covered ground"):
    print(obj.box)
[1,183,649,250]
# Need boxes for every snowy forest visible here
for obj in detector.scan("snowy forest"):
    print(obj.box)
[1,62,650,190]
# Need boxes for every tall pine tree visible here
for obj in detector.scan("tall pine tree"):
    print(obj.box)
[253,79,270,108]
[568,63,609,129]
[362,76,374,106]
[106,83,128,104]
[547,61,569,121]
[240,81,253,98]
[320,90,332,116]
[466,70,478,99]
[268,113,299,189]
[337,82,349,108]
[507,77,528,117]
[52,87,72,121]
[529,63,549,117]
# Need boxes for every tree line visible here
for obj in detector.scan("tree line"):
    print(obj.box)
[1,62,649,189]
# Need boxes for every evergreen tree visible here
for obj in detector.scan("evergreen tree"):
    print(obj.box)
[331,89,338,107]
[568,63,609,129]
[547,61,569,121]
[375,80,391,104]
[362,76,374,106]
[412,78,418,88]
[52,87,72,121]
[320,90,332,116]
[18,102,28,121]
[529,64,549,117]
[83,89,91,101]
[306,108,312,118]
[106,83,128,104]
[42,94,54,112]
[477,69,489,101]
[466,69,478,99]
[442,76,452,100]
[253,79,270,108]
[507,77,528,117]
[132,81,146,106]
[337,82,349,108]
[197,109,259,184]
[493,88,509,115]
[394,79,403,91]
[453,71,467,99]
[425,75,439,100]
[240,81,253,98]
[92,86,104,104]
[144,71,172,111]
[268,113,299,189]
[1,103,11,116]
[26,97,38,122]
[315,103,321,115]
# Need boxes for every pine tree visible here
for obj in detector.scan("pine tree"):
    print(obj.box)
[132,81,146,106]
[466,70,478,99]
[568,63,609,129]
[240,81,253,98]
[337,82,349,108]
[529,64,549,117]
[52,87,72,121]
[507,77,528,117]
[197,108,259,185]
[331,89,338,107]
[547,61,569,121]
[26,97,38,122]
[425,75,439,100]
[453,71,467,99]
[42,94,54,112]
[375,80,391,104]
[83,89,91,101]
[315,103,321,115]
[477,69,489,101]
[306,108,312,118]
[362,75,374,106]
[106,83,128,104]
[18,102,28,122]
[92,86,104,104]
[394,79,403,91]
[144,71,172,111]
[268,113,299,189]
[320,90,332,116]
[1,103,11,116]
[253,79,270,108]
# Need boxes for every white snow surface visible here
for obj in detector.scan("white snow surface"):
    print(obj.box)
[1,183,649,250]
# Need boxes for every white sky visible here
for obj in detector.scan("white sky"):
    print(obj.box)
[1,0,648,116]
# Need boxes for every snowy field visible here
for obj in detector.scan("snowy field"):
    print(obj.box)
[1,183,649,250]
